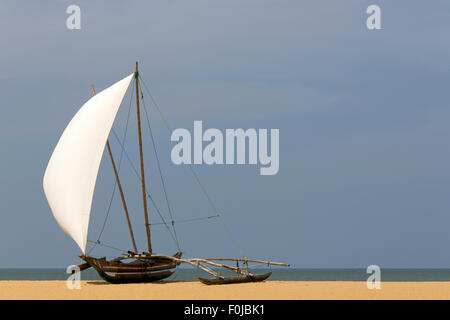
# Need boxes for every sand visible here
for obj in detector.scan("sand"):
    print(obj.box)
[1,281,450,299]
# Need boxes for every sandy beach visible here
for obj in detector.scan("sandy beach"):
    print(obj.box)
[1,281,450,300]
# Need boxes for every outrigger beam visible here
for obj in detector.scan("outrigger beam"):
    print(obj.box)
[122,253,289,278]
[205,258,290,267]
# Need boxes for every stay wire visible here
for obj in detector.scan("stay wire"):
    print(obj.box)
[139,82,181,252]
[109,129,180,248]
[138,75,247,259]
[149,215,218,226]
[87,240,128,254]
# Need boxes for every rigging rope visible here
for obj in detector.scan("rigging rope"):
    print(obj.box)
[139,82,181,252]
[138,75,247,259]
[149,215,218,226]
[86,80,181,255]
[87,240,128,254]
[87,74,247,260]
[109,129,180,248]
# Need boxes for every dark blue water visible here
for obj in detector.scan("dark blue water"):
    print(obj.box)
[1,268,450,281]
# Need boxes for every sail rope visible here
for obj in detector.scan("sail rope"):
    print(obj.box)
[87,80,180,255]
[109,129,180,248]
[87,81,135,256]
[87,240,128,254]
[87,74,246,260]
[138,75,247,259]
[149,215,218,226]
[139,84,181,252]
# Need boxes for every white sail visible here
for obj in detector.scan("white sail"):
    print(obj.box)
[43,73,134,253]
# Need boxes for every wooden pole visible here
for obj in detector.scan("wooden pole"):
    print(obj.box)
[204,258,290,267]
[91,85,138,253]
[135,61,152,253]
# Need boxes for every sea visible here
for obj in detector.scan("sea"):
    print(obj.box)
[1,268,450,282]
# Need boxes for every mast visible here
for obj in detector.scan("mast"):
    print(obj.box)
[135,61,152,253]
[91,85,138,254]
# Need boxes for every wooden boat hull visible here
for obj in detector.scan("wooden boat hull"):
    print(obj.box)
[198,271,272,285]
[82,255,177,284]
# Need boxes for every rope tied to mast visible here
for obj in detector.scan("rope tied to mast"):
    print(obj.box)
[109,129,181,250]
[139,82,181,252]
[88,70,248,263]
[138,74,247,260]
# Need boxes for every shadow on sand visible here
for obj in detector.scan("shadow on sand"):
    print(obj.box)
[86,279,198,285]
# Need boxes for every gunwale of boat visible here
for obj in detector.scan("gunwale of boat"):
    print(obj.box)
[85,256,176,271]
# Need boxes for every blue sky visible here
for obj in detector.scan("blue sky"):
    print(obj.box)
[1,1,450,268]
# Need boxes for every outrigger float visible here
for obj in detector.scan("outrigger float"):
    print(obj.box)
[43,62,289,284]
